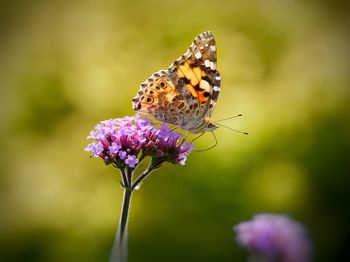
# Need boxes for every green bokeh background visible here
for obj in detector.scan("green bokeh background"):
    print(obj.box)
[1,0,349,261]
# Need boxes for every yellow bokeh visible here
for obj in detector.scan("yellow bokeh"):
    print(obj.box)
[0,0,349,260]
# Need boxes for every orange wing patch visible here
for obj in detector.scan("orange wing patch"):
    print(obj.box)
[177,63,200,98]
[185,84,198,98]
[177,63,212,105]
[177,63,200,86]
[197,87,210,104]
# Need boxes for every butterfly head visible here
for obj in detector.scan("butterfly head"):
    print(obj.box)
[206,121,218,132]
[185,117,218,133]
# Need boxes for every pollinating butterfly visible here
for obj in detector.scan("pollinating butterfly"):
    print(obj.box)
[132,31,221,134]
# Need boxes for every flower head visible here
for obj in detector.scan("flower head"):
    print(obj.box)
[85,115,194,169]
[234,214,313,262]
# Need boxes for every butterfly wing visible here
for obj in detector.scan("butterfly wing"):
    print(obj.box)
[168,31,221,118]
[132,31,221,131]
[132,70,191,126]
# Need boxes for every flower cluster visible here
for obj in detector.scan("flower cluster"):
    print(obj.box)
[234,214,313,262]
[85,115,194,169]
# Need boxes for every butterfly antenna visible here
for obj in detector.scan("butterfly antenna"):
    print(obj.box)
[216,123,248,135]
[214,114,243,123]
[194,131,218,152]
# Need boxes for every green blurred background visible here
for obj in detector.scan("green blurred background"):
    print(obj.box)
[1,0,349,261]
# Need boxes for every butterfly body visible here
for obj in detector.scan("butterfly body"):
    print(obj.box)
[132,31,221,134]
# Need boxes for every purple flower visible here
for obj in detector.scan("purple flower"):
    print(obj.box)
[234,214,313,262]
[85,115,194,168]
[118,150,127,160]
[158,122,172,139]
[109,142,122,154]
[84,142,103,156]
[125,155,139,168]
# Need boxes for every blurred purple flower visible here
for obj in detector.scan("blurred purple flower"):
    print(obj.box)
[85,114,194,169]
[118,150,127,160]
[234,214,313,262]
[125,155,139,168]
[109,142,122,154]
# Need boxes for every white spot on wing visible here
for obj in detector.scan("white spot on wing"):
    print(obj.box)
[215,75,221,80]
[199,80,210,91]
[210,61,216,70]
[195,51,201,59]
[204,60,210,68]
[210,45,216,52]
[213,86,221,91]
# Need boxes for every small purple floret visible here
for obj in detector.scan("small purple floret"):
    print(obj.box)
[234,214,313,262]
[125,155,139,168]
[109,143,122,154]
[118,151,127,160]
[84,142,103,156]
[85,115,194,168]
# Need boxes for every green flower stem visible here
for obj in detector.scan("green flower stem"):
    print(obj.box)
[130,166,153,190]
[131,160,162,190]
[117,166,129,188]
[110,160,163,262]
[110,187,132,262]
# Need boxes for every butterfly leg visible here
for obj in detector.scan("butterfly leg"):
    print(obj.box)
[170,125,178,132]
[193,131,218,152]
[191,132,205,143]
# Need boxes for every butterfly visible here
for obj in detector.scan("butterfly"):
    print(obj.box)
[132,31,221,134]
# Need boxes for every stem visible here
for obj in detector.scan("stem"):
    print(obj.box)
[110,159,162,261]
[121,167,129,188]
[126,167,133,188]
[131,160,162,190]
[131,166,153,190]
[110,188,133,262]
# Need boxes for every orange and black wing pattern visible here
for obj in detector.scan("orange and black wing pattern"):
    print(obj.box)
[168,31,221,118]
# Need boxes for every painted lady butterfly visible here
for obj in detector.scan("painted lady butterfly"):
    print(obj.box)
[132,31,221,134]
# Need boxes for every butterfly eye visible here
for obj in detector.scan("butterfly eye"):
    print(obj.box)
[146,97,154,103]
